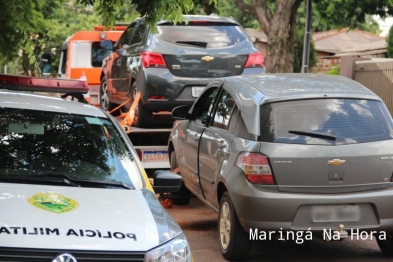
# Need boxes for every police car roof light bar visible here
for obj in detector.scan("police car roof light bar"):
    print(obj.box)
[0,74,89,94]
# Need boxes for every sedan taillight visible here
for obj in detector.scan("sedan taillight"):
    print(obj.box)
[140,51,167,68]
[244,52,264,68]
[235,152,275,185]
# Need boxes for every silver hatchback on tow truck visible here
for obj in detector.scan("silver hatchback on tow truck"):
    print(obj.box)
[168,73,393,260]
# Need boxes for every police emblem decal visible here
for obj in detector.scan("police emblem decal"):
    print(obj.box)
[28,192,79,214]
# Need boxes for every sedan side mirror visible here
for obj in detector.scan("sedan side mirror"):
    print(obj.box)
[152,170,182,194]
[172,105,190,120]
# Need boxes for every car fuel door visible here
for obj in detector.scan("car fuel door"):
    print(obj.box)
[179,86,221,199]
[199,89,237,207]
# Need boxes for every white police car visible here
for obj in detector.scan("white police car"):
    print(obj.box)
[0,74,191,261]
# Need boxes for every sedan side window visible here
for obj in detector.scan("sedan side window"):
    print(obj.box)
[212,90,235,130]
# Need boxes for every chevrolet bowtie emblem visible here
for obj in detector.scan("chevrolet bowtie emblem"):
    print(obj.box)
[327,159,346,166]
[201,56,214,61]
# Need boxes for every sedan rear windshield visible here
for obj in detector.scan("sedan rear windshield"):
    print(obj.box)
[0,108,143,188]
[156,24,247,48]
[259,99,393,145]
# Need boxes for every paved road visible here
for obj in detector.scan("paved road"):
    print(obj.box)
[165,197,393,262]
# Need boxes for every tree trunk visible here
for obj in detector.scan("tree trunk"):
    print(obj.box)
[264,0,300,73]
[234,0,302,73]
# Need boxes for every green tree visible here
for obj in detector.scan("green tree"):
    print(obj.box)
[387,25,393,58]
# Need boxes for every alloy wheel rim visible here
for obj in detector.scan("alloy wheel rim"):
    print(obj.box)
[219,201,231,250]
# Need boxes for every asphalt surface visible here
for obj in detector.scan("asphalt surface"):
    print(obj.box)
[165,197,393,262]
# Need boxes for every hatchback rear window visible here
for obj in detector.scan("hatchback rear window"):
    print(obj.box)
[260,99,393,145]
[156,24,247,48]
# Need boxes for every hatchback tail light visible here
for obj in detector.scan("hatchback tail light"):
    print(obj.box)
[245,52,264,68]
[235,152,275,185]
[140,51,167,68]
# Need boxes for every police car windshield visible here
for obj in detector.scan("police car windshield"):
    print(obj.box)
[0,108,142,188]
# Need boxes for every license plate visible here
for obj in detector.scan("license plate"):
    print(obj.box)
[192,87,206,97]
[143,151,169,162]
[312,205,360,222]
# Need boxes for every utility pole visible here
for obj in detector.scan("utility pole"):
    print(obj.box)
[301,0,312,73]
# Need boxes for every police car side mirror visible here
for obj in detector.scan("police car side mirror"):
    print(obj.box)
[152,170,182,194]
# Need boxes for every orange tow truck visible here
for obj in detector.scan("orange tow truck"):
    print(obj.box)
[57,25,126,105]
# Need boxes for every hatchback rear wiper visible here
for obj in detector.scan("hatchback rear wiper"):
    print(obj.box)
[175,41,207,48]
[288,130,337,141]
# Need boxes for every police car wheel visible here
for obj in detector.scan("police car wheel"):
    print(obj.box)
[219,191,251,260]
[376,232,393,256]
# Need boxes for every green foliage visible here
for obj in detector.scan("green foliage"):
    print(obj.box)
[314,0,393,30]
[326,65,340,75]
[4,0,139,75]
[215,0,259,28]
[387,26,393,58]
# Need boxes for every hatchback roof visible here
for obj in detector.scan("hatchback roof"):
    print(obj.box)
[223,73,380,104]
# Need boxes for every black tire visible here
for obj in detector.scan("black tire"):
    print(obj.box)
[219,192,251,261]
[170,151,190,206]
[377,231,393,256]
[100,77,115,111]
[170,150,178,170]
[130,82,152,128]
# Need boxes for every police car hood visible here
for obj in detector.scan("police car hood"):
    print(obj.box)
[0,183,182,251]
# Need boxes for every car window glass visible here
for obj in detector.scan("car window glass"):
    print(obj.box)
[118,23,137,48]
[0,108,143,188]
[156,24,246,48]
[91,42,112,67]
[192,87,219,125]
[212,90,235,130]
[130,22,146,45]
[260,99,393,145]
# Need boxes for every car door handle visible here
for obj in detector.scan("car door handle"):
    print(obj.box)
[194,133,200,141]
[218,140,226,149]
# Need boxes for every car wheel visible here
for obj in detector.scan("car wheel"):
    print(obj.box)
[376,231,393,256]
[130,82,152,128]
[219,191,251,260]
[170,151,190,206]
[100,77,114,111]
